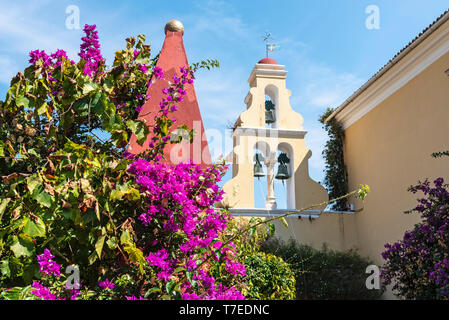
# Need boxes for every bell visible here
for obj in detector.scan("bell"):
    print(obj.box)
[254,162,265,178]
[254,153,265,178]
[275,163,290,180]
[265,109,275,124]
[265,100,276,124]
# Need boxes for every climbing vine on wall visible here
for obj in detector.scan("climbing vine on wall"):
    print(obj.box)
[319,108,348,211]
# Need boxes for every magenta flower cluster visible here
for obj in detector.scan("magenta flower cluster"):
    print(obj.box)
[128,158,246,300]
[31,281,62,300]
[37,248,61,277]
[153,66,164,80]
[29,49,73,70]
[79,24,104,77]
[381,178,449,299]
[430,259,449,296]
[98,279,115,290]
[28,24,102,83]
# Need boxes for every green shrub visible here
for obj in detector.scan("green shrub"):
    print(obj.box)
[222,218,295,300]
[261,238,384,300]
[243,252,296,300]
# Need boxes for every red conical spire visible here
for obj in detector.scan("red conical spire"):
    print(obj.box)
[128,20,211,167]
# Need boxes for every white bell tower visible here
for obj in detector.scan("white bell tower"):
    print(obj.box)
[220,58,328,211]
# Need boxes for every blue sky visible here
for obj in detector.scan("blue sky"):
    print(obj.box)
[1,0,448,208]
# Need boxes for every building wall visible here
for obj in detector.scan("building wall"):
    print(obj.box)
[273,213,358,252]
[343,49,449,298]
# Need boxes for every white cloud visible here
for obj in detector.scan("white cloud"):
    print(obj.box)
[0,1,80,57]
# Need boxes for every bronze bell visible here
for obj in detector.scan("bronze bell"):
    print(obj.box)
[254,162,265,178]
[275,153,291,180]
[254,153,265,178]
[265,100,276,124]
[265,109,275,124]
[275,163,290,180]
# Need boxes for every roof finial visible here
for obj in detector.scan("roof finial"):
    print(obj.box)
[165,20,184,35]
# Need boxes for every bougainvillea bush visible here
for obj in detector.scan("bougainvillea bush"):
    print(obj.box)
[381,177,449,300]
[0,23,252,300]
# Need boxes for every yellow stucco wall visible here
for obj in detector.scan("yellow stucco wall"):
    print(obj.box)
[342,48,449,298]
[272,213,359,252]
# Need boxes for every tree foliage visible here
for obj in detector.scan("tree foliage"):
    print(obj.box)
[319,108,348,211]
[262,238,384,300]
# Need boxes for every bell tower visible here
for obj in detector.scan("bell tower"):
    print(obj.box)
[220,58,328,211]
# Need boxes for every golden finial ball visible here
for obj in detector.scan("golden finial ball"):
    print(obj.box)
[164,20,184,35]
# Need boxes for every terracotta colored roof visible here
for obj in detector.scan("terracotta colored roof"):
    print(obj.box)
[127,27,212,167]
[326,9,449,123]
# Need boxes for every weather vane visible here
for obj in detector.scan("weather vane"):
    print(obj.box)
[262,31,278,58]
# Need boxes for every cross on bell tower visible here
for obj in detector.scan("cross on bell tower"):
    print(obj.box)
[219,57,328,211]
[262,31,278,59]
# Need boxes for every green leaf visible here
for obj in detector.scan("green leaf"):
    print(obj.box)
[72,99,89,116]
[173,267,185,274]
[16,96,29,108]
[120,229,131,245]
[32,185,52,208]
[106,237,118,250]
[249,226,256,237]
[166,280,176,295]
[0,198,11,221]
[356,184,370,200]
[23,216,46,238]
[95,235,106,259]
[27,149,39,157]
[88,251,98,265]
[279,217,289,229]
[110,189,124,201]
[110,186,140,201]
[123,241,146,274]
[103,79,114,93]
[22,263,39,284]
[91,92,107,115]
[186,271,197,289]
[144,287,161,298]
[37,102,47,115]
[0,260,11,278]
[82,82,99,95]
[126,120,149,146]
[26,175,41,194]
[125,188,140,201]
[10,235,34,258]
[269,223,276,237]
